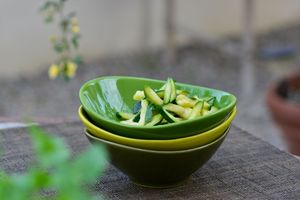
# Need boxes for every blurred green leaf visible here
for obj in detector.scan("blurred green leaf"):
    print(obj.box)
[60,19,69,32]
[28,125,70,168]
[44,16,54,23]
[71,35,79,49]
[72,55,83,65]
[0,126,107,199]
[53,43,64,53]
[40,1,58,12]
[70,144,107,183]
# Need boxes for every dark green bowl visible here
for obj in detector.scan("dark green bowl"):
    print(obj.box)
[84,127,230,188]
[79,76,236,139]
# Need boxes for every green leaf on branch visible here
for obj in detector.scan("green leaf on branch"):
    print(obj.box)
[72,55,84,65]
[45,15,54,23]
[53,42,66,53]
[71,34,80,49]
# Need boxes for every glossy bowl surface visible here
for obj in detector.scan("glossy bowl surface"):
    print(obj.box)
[84,127,229,188]
[79,76,237,139]
[78,106,236,151]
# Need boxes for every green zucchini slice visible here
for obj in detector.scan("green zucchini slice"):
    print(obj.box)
[156,105,181,123]
[163,103,190,119]
[116,112,135,120]
[163,78,172,104]
[144,86,163,105]
[188,101,204,119]
[138,99,149,126]
[145,114,163,126]
[169,78,176,102]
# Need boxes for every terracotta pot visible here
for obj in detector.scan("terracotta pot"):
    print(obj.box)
[266,72,300,156]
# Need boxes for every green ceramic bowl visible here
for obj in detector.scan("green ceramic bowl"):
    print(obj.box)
[84,127,230,188]
[79,76,236,139]
[79,106,236,151]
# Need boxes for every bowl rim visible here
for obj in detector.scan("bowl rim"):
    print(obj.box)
[79,76,237,130]
[85,127,230,154]
[78,105,236,143]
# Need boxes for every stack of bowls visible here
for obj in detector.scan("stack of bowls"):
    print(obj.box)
[79,76,237,188]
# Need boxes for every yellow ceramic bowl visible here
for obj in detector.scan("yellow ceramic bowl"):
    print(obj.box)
[78,106,236,151]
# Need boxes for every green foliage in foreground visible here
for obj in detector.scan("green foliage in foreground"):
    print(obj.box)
[0,126,108,200]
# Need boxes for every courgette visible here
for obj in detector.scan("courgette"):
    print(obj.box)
[188,101,204,119]
[144,86,163,105]
[145,114,163,126]
[155,89,165,98]
[116,112,135,120]
[163,103,190,119]
[169,78,177,102]
[120,120,139,126]
[138,99,149,126]
[163,78,172,104]
[176,94,196,108]
[202,97,216,110]
[117,78,218,126]
[176,90,189,95]
[133,90,145,101]
[156,105,181,123]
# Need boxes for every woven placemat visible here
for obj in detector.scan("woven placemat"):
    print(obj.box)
[0,122,299,199]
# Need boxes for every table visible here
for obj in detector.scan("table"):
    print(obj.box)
[0,122,299,199]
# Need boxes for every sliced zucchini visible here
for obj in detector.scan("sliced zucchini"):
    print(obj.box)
[155,89,165,98]
[203,101,211,110]
[145,114,163,126]
[201,108,209,116]
[120,120,139,126]
[159,82,167,90]
[163,79,172,104]
[155,105,181,123]
[163,103,190,119]
[138,99,149,126]
[160,118,168,125]
[203,97,216,110]
[176,90,189,96]
[191,95,204,101]
[118,77,218,126]
[202,106,218,116]
[176,94,196,108]
[144,86,163,105]
[163,78,176,103]
[188,101,204,119]
[116,112,135,120]
[210,106,218,113]
[169,78,176,102]
[206,96,216,106]
[133,90,145,101]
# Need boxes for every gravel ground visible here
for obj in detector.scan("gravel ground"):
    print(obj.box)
[2,24,300,151]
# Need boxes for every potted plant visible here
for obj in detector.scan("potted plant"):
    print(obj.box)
[266,71,300,156]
